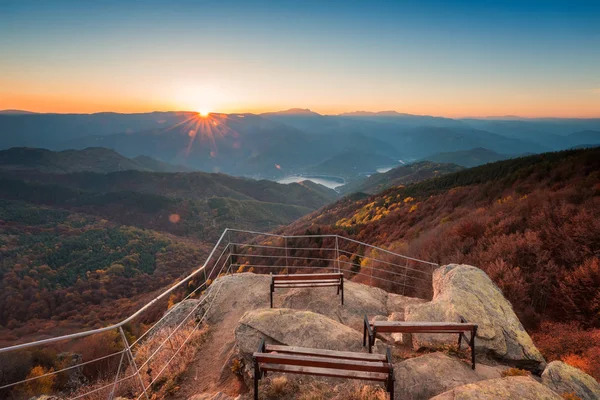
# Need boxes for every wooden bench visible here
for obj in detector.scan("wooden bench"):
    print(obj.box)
[363,315,478,369]
[270,272,344,308]
[252,339,394,399]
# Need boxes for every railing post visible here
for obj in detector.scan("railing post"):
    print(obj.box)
[225,230,231,274]
[119,327,149,400]
[108,347,126,400]
[402,259,408,296]
[284,236,288,271]
[335,236,340,273]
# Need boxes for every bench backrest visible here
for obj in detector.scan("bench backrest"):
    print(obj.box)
[273,273,343,281]
[372,321,477,333]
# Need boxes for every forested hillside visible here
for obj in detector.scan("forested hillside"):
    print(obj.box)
[0,200,209,345]
[280,148,600,378]
[0,147,192,173]
[0,159,338,343]
[340,161,463,194]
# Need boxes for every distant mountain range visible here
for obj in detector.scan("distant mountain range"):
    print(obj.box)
[0,109,598,182]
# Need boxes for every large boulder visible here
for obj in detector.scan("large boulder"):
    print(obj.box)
[393,352,506,400]
[234,308,379,389]
[430,376,563,399]
[235,308,369,357]
[278,279,424,331]
[541,361,600,400]
[405,264,546,372]
[200,273,272,324]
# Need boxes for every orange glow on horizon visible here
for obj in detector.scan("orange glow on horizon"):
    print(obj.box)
[1,93,599,119]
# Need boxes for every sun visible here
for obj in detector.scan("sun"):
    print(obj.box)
[198,109,210,117]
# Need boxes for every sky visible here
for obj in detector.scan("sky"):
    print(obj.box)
[1,0,599,117]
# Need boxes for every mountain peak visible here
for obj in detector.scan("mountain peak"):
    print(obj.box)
[266,108,321,116]
[0,109,38,115]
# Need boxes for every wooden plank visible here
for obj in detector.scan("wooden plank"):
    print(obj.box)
[273,279,340,285]
[372,322,476,333]
[274,273,343,281]
[253,353,391,374]
[260,363,389,382]
[265,345,387,362]
[274,283,340,288]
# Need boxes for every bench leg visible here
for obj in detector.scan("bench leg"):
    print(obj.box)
[253,358,260,400]
[388,375,394,400]
[270,283,273,309]
[368,328,375,353]
[470,328,477,370]
[457,332,462,350]
[341,279,344,305]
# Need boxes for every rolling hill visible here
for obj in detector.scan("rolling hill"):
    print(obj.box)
[0,147,192,173]
[421,147,509,167]
[339,161,464,194]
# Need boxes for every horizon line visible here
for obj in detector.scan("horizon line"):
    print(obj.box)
[2,108,600,120]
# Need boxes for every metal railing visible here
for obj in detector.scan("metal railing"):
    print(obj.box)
[0,229,437,399]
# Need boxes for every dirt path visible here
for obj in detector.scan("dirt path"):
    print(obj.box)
[170,307,247,399]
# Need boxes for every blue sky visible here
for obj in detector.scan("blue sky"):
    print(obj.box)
[1,0,599,116]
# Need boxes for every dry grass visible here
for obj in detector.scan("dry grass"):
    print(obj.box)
[501,368,530,377]
[133,321,209,397]
[70,320,209,399]
[259,377,388,400]
[266,376,291,398]
[561,392,582,400]
[418,343,470,362]
[345,383,388,400]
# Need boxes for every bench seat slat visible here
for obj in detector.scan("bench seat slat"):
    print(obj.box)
[253,353,391,373]
[274,283,340,288]
[260,363,389,382]
[273,279,340,285]
[265,345,387,361]
[273,273,343,281]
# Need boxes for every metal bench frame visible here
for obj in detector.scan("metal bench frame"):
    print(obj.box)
[270,272,344,308]
[363,315,478,369]
[253,338,394,399]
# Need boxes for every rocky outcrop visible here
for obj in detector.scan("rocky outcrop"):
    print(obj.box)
[405,264,546,372]
[235,308,370,358]
[200,273,272,324]
[541,361,600,400]
[430,376,563,399]
[195,272,423,332]
[278,279,388,330]
[393,352,506,400]
[277,279,426,331]
[151,298,202,335]
[234,308,380,389]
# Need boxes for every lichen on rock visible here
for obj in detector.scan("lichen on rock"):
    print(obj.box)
[430,376,563,399]
[541,361,600,400]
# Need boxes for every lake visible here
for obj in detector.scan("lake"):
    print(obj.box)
[277,175,345,189]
